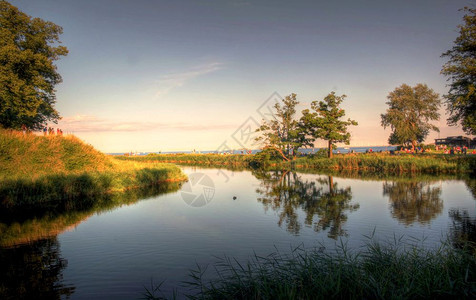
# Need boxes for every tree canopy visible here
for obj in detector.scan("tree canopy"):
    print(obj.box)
[302,92,357,158]
[381,84,440,149]
[255,93,312,160]
[441,7,476,135]
[0,1,68,130]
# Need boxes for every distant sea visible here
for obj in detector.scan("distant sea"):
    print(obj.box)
[109,146,397,156]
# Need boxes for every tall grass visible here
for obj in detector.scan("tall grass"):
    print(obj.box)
[144,237,476,299]
[121,152,476,175]
[116,153,253,167]
[292,153,476,174]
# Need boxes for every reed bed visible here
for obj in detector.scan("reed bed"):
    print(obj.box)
[144,237,476,300]
[122,152,476,174]
[115,153,253,167]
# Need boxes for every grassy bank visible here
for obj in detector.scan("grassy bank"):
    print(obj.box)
[0,129,186,209]
[145,239,476,299]
[119,152,476,174]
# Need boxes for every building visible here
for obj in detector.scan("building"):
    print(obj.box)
[434,136,475,148]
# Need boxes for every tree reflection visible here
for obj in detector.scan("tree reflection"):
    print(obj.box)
[383,181,443,225]
[464,178,476,200]
[449,209,476,255]
[254,170,359,239]
[0,237,74,299]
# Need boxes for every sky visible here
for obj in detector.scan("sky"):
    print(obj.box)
[9,0,475,152]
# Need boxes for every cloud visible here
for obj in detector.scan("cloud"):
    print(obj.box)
[155,62,224,97]
[57,115,236,133]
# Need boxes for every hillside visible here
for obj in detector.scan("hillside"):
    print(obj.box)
[0,129,112,178]
[0,129,186,208]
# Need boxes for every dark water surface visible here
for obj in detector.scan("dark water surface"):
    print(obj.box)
[1,167,475,299]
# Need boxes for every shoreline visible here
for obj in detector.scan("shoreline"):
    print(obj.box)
[117,152,476,175]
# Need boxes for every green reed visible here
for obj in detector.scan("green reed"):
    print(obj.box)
[144,237,476,300]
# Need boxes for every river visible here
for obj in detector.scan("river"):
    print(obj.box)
[0,166,475,299]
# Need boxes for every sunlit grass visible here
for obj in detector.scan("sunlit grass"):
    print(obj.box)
[0,129,187,208]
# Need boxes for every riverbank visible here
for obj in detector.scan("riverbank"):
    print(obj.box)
[0,129,187,209]
[117,152,476,174]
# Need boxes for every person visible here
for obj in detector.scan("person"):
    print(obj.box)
[43,126,47,136]
[21,124,27,134]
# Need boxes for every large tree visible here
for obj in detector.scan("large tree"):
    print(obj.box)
[381,84,440,149]
[302,92,357,158]
[255,93,312,160]
[441,7,476,135]
[0,1,68,130]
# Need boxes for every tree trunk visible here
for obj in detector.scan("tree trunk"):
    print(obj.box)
[328,176,334,195]
[412,140,416,151]
[328,140,333,158]
[264,146,290,161]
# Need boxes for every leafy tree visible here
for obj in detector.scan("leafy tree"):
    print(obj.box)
[255,93,312,160]
[441,7,476,135]
[0,1,68,130]
[302,92,357,158]
[381,84,440,149]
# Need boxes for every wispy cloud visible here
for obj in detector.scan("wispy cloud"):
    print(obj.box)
[58,115,236,133]
[155,62,224,97]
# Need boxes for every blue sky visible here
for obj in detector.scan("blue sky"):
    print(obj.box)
[10,0,474,152]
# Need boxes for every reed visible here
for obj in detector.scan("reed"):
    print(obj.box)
[121,152,476,174]
[144,237,476,299]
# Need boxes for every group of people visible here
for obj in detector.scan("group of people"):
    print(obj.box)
[42,126,63,136]
[436,145,473,155]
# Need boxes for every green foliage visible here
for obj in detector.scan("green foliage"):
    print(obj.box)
[249,147,282,168]
[255,93,312,159]
[381,84,441,148]
[302,92,358,158]
[0,1,68,130]
[441,7,476,135]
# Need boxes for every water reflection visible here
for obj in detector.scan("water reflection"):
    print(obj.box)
[254,170,359,239]
[382,181,443,225]
[0,182,183,247]
[449,209,476,255]
[464,178,476,199]
[0,237,74,299]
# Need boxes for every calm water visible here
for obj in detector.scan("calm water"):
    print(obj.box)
[1,167,475,299]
